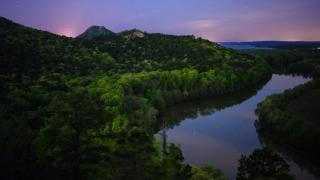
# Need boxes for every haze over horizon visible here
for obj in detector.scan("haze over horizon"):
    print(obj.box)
[1,0,319,42]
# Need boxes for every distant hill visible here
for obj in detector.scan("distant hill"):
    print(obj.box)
[77,27,258,72]
[220,41,320,50]
[77,25,116,39]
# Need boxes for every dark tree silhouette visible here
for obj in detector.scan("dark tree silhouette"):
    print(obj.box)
[237,148,294,180]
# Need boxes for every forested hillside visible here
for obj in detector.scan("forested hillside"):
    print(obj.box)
[78,28,266,73]
[254,45,320,176]
[256,79,320,164]
[248,46,320,76]
[0,17,271,179]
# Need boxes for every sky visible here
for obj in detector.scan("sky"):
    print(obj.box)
[1,0,320,41]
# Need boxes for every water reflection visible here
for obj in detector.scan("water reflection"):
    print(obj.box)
[157,79,268,130]
[258,135,320,179]
[158,75,315,180]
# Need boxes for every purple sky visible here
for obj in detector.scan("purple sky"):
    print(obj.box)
[1,0,320,41]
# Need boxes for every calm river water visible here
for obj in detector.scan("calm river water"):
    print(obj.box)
[158,74,318,180]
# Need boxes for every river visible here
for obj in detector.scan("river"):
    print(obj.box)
[158,74,318,180]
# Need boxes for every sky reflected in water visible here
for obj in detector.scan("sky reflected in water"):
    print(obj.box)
[161,74,314,180]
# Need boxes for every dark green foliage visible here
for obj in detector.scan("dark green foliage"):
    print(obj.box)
[0,85,51,179]
[249,46,320,77]
[160,144,192,180]
[0,16,271,179]
[35,88,109,179]
[77,26,116,39]
[191,165,227,180]
[256,79,320,164]
[237,148,294,180]
[78,27,268,73]
[252,45,320,178]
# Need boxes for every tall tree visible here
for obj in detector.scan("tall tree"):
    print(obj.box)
[35,88,109,180]
[237,148,294,180]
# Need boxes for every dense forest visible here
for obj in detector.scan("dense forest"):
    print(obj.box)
[254,45,320,177]
[237,147,294,180]
[256,80,320,165]
[248,46,320,77]
[0,17,271,179]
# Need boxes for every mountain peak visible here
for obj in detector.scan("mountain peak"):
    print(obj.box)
[120,29,145,39]
[77,25,115,39]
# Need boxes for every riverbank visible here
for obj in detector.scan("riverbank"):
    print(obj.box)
[158,74,312,179]
[251,43,320,179]
[256,79,320,166]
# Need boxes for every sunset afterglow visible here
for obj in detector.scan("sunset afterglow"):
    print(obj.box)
[1,0,319,41]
